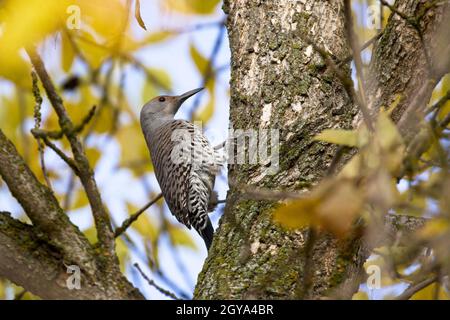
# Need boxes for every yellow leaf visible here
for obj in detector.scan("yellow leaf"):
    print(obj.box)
[274,180,363,237]
[316,181,364,236]
[352,291,369,300]
[339,155,362,179]
[75,31,110,69]
[366,169,398,210]
[417,218,449,239]
[0,51,30,87]
[0,280,5,299]
[92,104,117,134]
[73,189,89,210]
[127,202,159,242]
[83,226,98,244]
[375,112,405,175]
[61,31,75,72]
[115,237,129,273]
[116,123,152,176]
[168,224,198,250]
[142,68,172,102]
[142,81,157,104]
[411,282,449,300]
[164,0,220,15]
[314,129,359,147]
[0,0,69,64]
[189,43,208,75]
[76,0,126,44]
[376,111,403,152]
[85,147,101,168]
[273,197,320,230]
[143,31,175,44]
[193,92,215,124]
[397,190,427,216]
[123,32,176,52]
[382,94,402,115]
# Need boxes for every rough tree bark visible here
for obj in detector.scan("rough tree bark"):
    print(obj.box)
[0,56,144,299]
[194,0,450,299]
[0,128,143,299]
[0,0,448,300]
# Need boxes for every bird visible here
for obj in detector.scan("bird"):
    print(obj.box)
[140,88,222,250]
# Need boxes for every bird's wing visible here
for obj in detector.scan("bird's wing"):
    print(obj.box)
[155,120,220,227]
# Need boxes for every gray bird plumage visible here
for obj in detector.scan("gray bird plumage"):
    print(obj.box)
[140,88,221,250]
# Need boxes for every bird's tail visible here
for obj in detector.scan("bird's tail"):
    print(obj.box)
[197,217,214,250]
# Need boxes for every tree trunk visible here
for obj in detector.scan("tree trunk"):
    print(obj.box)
[194,0,450,299]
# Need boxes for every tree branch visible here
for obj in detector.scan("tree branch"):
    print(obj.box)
[0,129,97,276]
[26,47,117,264]
[133,263,180,300]
[0,212,107,299]
[114,193,163,239]
[395,275,438,300]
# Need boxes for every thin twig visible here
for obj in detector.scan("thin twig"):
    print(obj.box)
[17,87,30,163]
[114,193,163,238]
[426,89,450,115]
[337,32,384,66]
[62,60,115,212]
[344,0,373,131]
[133,263,181,300]
[27,47,116,260]
[31,71,52,188]
[395,275,438,300]
[326,145,353,176]
[32,105,97,140]
[37,135,80,174]
[14,289,27,300]
[121,234,191,299]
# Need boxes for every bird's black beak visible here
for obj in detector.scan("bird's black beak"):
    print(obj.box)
[174,88,203,113]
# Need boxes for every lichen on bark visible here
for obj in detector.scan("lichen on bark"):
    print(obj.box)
[194,0,450,300]
[195,0,357,299]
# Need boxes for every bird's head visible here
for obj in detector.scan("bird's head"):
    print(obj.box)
[141,87,203,119]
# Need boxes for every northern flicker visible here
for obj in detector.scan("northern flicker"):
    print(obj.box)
[140,88,222,250]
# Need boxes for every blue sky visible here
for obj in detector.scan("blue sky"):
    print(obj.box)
[0,0,229,299]
[1,0,438,300]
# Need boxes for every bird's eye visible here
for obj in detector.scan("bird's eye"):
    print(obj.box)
[159,97,166,102]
